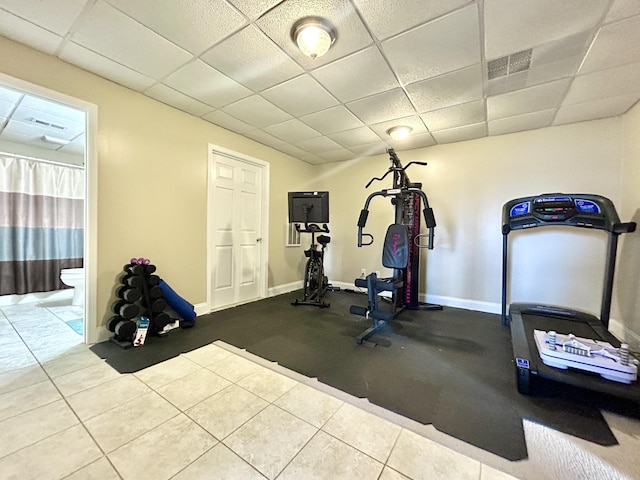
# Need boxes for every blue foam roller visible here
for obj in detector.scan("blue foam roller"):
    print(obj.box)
[159,280,196,324]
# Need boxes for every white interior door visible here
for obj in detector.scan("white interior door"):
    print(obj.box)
[209,147,268,310]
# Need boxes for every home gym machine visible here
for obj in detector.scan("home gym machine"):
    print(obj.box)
[502,193,640,401]
[289,191,337,308]
[350,148,441,344]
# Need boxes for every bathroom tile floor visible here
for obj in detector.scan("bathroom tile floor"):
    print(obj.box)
[1,300,640,480]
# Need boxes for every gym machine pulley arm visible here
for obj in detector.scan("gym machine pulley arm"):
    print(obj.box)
[357,188,436,248]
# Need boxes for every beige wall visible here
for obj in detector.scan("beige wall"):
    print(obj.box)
[0,37,313,333]
[3,34,639,345]
[319,118,633,332]
[618,101,640,340]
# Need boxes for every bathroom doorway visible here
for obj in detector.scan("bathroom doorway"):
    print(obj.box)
[0,73,98,344]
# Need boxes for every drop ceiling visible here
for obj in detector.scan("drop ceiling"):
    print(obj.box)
[0,0,639,164]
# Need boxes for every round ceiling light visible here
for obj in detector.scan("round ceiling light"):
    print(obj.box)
[387,126,413,141]
[291,17,337,60]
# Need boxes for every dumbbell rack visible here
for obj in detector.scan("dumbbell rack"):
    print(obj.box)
[106,262,171,348]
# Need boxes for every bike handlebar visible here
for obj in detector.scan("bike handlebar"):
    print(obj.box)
[295,223,330,234]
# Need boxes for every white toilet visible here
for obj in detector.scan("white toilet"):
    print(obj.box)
[60,268,85,306]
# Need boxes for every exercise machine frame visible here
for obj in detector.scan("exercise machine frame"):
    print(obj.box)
[350,148,441,344]
[501,192,640,400]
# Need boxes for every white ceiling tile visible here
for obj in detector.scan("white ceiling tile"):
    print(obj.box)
[20,95,85,124]
[484,0,609,59]
[604,0,640,23]
[164,60,251,108]
[349,142,389,157]
[406,64,483,113]
[316,149,355,162]
[487,78,571,120]
[431,123,487,144]
[2,119,77,144]
[328,127,381,148]
[564,62,640,105]
[0,9,63,55]
[382,5,480,85]
[226,0,282,20]
[264,119,321,143]
[312,47,399,103]
[299,106,363,135]
[297,152,326,165]
[295,135,343,153]
[579,16,640,74]
[554,95,639,126]
[369,115,428,140]
[243,129,287,148]
[487,33,590,97]
[12,106,82,138]
[59,43,157,92]
[388,132,436,151]
[106,0,246,55]
[274,142,311,159]
[144,84,214,117]
[420,101,485,131]
[0,99,14,118]
[261,75,338,117]
[70,1,192,79]
[255,0,373,70]
[202,111,254,135]
[347,89,416,125]
[222,95,292,128]
[0,84,23,103]
[0,0,87,36]
[201,25,303,92]
[489,109,556,136]
[352,0,472,41]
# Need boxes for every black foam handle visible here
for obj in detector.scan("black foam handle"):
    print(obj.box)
[357,209,369,228]
[423,207,436,228]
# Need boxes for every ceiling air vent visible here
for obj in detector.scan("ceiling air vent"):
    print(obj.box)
[488,49,532,80]
[29,117,67,131]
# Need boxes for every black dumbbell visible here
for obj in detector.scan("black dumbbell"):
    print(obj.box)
[107,315,123,332]
[147,274,160,286]
[123,263,145,275]
[112,300,140,319]
[153,312,171,331]
[116,285,142,303]
[145,264,156,274]
[115,319,137,342]
[148,285,163,299]
[123,274,144,288]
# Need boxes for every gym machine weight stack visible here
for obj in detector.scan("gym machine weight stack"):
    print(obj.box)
[106,260,173,348]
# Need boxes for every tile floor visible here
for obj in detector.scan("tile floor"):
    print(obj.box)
[1,300,639,480]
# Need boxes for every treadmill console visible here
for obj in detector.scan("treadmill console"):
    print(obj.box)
[503,193,614,233]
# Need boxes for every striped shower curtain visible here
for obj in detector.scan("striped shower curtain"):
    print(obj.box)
[0,155,84,296]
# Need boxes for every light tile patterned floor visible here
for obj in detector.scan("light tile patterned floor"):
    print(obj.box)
[1,300,639,480]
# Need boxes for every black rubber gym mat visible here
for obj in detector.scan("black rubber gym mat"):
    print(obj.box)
[90,290,639,461]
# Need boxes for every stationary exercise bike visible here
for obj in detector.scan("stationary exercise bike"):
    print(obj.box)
[288,191,338,308]
[292,222,333,308]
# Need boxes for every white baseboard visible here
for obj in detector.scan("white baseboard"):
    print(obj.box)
[609,318,640,351]
[268,281,302,297]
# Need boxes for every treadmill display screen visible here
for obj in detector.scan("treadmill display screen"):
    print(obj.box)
[510,201,530,217]
[575,199,601,214]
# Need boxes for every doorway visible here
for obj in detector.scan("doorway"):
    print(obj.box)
[0,72,98,344]
[207,145,269,311]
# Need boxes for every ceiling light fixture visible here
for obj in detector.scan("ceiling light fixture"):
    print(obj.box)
[41,135,70,146]
[387,126,412,141]
[291,17,337,60]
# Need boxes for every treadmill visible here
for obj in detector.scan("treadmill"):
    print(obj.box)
[501,193,640,400]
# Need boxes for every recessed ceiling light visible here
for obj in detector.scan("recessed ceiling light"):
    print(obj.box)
[386,126,412,141]
[291,17,337,60]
